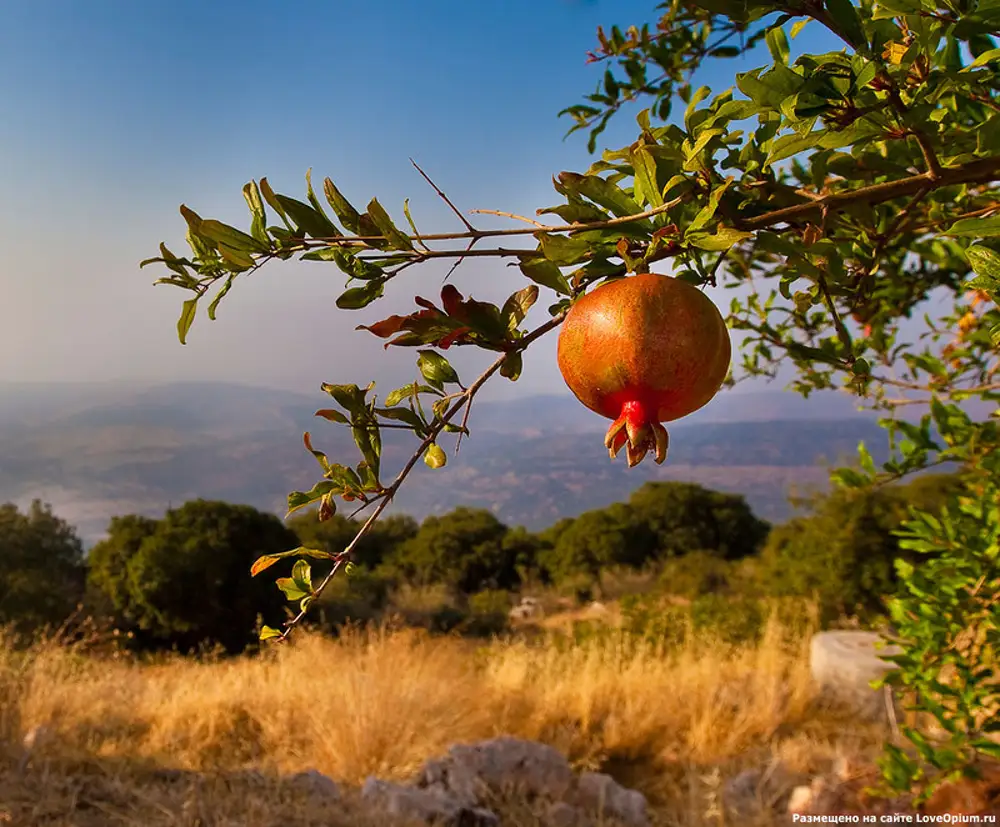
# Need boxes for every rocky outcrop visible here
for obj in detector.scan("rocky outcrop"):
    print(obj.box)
[809,630,902,720]
[361,736,649,827]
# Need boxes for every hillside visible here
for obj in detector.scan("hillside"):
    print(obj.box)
[0,381,905,545]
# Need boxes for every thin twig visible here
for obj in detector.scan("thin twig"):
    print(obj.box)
[816,270,853,357]
[911,130,943,180]
[411,158,477,233]
[469,209,547,228]
[443,237,479,284]
[454,397,473,454]
[969,92,1000,114]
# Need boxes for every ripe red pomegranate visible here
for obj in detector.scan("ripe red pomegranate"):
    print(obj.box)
[557,272,731,467]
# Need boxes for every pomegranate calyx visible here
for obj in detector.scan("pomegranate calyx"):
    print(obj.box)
[603,399,670,467]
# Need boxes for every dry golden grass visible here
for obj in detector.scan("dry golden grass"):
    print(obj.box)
[0,607,895,826]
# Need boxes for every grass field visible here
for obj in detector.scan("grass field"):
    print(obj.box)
[0,610,900,826]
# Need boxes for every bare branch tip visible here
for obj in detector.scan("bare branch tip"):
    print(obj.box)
[411,158,477,234]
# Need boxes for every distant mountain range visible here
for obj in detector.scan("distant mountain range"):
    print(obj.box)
[0,380,944,547]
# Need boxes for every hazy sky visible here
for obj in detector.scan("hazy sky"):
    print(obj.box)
[1,1,845,403]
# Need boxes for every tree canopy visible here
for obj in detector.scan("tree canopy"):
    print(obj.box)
[0,500,85,634]
[87,500,299,652]
[381,506,522,594]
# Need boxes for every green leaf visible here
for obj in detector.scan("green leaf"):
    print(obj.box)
[767,132,821,165]
[365,198,414,251]
[629,145,663,208]
[291,559,313,593]
[825,0,867,50]
[965,245,1000,299]
[424,443,447,469]
[858,440,876,474]
[947,216,1000,237]
[275,194,340,239]
[320,382,372,416]
[305,168,339,236]
[243,181,269,245]
[315,408,350,424]
[402,198,422,241]
[557,172,645,220]
[177,298,198,345]
[336,279,386,309]
[417,350,460,387]
[276,577,309,602]
[686,227,753,251]
[207,276,236,321]
[323,177,362,234]
[790,19,811,38]
[500,350,523,381]
[736,66,802,109]
[501,285,539,331]
[967,46,1000,68]
[537,232,593,266]
[352,423,382,482]
[259,178,291,228]
[683,128,725,170]
[518,256,572,295]
[831,467,868,488]
[143,243,197,281]
[199,219,268,254]
[687,178,733,233]
[384,383,441,407]
[853,60,877,92]
[375,405,425,431]
[217,244,255,269]
[259,626,282,641]
[766,26,790,64]
[286,481,337,517]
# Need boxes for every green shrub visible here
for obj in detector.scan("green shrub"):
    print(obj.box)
[87,500,298,653]
[689,594,766,646]
[617,592,772,649]
[657,550,734,598]
[462,589,511,637]
[384,508,521,593]
[618,594,689,649]
[759,473,965,624]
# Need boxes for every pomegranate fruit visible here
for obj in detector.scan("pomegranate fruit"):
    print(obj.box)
[556,272,731,467]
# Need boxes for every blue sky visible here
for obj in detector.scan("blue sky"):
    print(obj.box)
[0,0,844,402]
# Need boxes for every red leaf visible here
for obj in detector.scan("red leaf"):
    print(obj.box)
[414,295,440,311]
[441,284,464,317]
[438,326,474,349]
[356,315,409,338]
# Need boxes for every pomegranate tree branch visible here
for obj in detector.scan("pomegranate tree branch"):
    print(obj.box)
[276,311,568,639]
[410,158,477,234]
[239,156,1000,271]
[736,156,1000,231]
